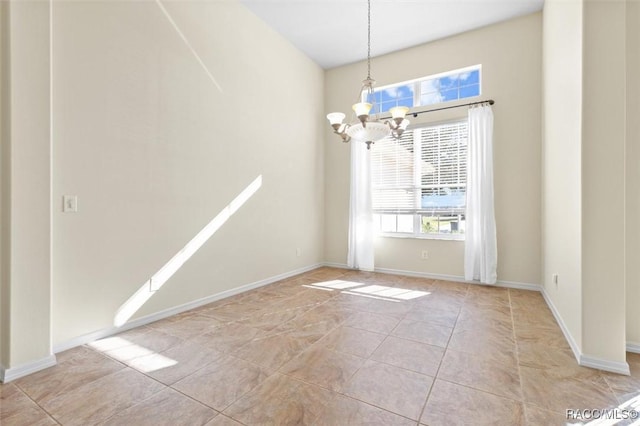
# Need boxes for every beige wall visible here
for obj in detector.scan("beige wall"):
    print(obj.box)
[324,13,542,286]
[543,0,632,366]
[626,0,640,347]
[0,0,7,368]
[1,0,53,369]
[3,0,635,378]
[581,0,627,363]
[51,0,324,346]
[542,0,584,351]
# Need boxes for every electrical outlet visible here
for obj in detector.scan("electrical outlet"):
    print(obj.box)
[296,248,301,257]
[421,250,429,260]
[552,273,559,288]
[63,195,78,213]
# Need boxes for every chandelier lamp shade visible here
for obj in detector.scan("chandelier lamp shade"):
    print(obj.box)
[326,0,410,150]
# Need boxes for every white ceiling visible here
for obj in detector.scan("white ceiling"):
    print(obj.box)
[240,0,544,69]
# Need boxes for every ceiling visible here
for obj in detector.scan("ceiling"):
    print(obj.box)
[240,0,544,69]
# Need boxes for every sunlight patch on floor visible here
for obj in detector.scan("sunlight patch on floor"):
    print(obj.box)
[304,279,430,303]
[306,280,363,290]
[582,393,640,425]
[89,337,178,373]
[349,284,430,300]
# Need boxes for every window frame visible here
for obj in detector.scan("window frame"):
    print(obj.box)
[365,65,482,115]
[372,119,469,241]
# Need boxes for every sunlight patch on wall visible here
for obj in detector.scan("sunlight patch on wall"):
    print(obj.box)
[113,175,262,327]
[155,0,223,93]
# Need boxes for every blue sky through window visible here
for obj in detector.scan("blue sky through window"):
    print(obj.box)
[368,66,481,114]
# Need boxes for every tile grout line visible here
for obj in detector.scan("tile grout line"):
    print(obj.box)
[14,270,583,425]
[271,282,428,422]
[116,351,233,422]
[416,282,469,424]
[600,369,626,405]
[11,381,62,425]
[337,279,438,423]
[507,288,528,421]
[209,280,358,421]
[90,319,264,424]
[13,346,134,425]
[448,290,532,403]
[417,287,532,417]
[12,344,134,426]
[507,289,597,420]
[96,368,173,425]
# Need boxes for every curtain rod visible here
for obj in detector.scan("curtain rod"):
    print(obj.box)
[379,99,495,120]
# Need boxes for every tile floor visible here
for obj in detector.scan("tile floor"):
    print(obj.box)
[2,267,639,425]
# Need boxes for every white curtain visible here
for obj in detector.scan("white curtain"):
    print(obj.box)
[347,140,375,271]
[464,104,497,284]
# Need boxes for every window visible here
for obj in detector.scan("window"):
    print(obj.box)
[371,120,468,239]
[364,65,481,115]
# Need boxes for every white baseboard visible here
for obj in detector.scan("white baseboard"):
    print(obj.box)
[540,287,582,364]
[627,342,640,354]
[50,259,634,377]
[324,262,541,292]
[376,267,470,283]
[541,288,631,376]
[329,263,634,375]
[323,262,350,270]
[492,279,542,292]
[54,263,322,354]
[580,354,630,375]
[330,263,633,374]
[0,354,57,384]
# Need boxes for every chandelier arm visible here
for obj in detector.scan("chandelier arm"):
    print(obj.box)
[354,82,367,107]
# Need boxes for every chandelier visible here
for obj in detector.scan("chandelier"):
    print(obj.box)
[326,0,410,150]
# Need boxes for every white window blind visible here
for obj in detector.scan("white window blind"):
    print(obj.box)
[371,131,415,212]
[371,120,468,238]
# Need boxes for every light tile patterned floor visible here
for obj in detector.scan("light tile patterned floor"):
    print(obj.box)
[2,267,639,425]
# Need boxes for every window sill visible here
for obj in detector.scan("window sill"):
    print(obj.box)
[376,233,465,241]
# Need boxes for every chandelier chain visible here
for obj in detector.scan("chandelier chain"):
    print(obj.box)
[327,0,412,149]
[367,0,371,80]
